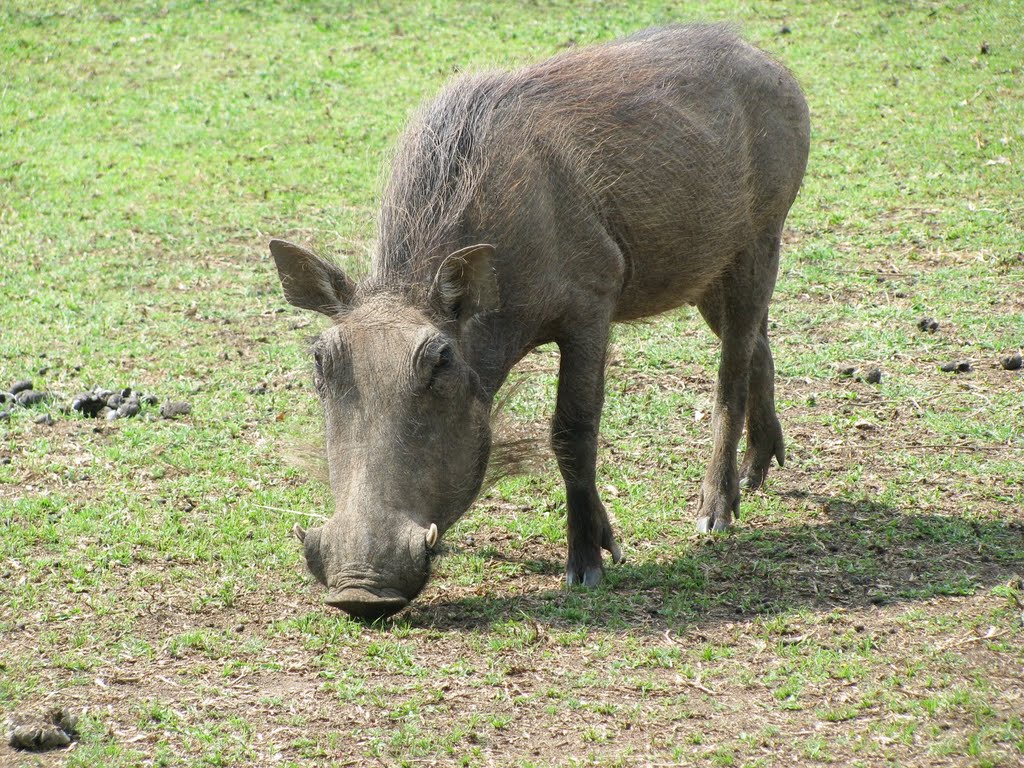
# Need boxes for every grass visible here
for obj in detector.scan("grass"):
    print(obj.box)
[2,0,1023,766]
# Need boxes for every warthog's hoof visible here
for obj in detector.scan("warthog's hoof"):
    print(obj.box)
[566,565,603,588]
[565,537,624,588]
[695,487,739,534]
[738,473,760,492]
[607,540,625,565]
[695,515,732,534]
[739,425,785,493]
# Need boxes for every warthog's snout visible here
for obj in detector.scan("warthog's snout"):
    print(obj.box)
[324,587,409,621]
[293,522,437,620]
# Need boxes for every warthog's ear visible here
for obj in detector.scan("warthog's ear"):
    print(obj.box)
[269,239,356,316]
[429,244,499,324]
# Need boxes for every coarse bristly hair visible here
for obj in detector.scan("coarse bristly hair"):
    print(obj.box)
[368,24,760,303]
[480,377,547,490]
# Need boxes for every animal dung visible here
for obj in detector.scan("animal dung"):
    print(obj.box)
[838,366,882,384]
[6,706,79,751]
[8,379,34,395]
[939,361,972,373]
[5,379,175,424]
[159,401,192,419]
[14,389,46,407]
[70,386,161,421]
[1000,352,1022,370]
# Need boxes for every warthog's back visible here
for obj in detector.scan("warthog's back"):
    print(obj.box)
[374,24,810,324]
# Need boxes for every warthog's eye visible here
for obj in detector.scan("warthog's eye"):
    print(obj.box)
[434,342,453,373]
[429,348,461,397]
[416,336,459,396]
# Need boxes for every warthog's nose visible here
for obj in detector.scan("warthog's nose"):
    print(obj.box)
[325,587,408,621]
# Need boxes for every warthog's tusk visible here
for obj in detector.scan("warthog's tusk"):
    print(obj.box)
[425,523,439,549]
[293,523,306,542]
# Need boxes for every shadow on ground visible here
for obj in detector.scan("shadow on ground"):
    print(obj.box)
[407,495,1024,632]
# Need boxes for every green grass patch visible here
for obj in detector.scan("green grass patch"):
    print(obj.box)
[2,1,1022,766]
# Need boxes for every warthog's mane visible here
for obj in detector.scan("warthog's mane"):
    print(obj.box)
[367,23,756,300]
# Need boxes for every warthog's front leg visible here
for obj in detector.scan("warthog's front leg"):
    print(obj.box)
[552,327,624,587]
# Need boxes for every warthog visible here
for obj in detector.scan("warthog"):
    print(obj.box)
[271,24,810,619]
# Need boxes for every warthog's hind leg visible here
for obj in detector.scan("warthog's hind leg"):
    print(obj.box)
[695,230,784,533]
[738,311,786,493]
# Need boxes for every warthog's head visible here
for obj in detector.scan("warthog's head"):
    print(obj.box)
[269,239,498,620]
